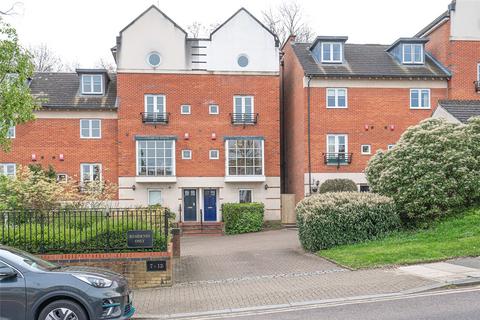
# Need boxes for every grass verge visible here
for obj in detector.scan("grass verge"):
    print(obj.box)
[319,207,480,269]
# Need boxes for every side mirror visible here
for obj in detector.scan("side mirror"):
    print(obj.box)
[0,266,17,280]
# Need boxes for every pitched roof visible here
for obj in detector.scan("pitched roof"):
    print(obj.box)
[30,73,117,110]
[414,10,450,38]
[438,100,480,123]
[119,5,187,35]
[291,42,450,79]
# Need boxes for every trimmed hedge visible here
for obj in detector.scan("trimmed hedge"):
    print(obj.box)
[222,203,264,235]
[296,192,400,252]
[319,179,358,193]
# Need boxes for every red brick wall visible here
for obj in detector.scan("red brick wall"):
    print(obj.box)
[308,87,446,173]
[0,118,118,184]
[116,73,280,178]
[282,40,307,202]
[426,19,480,100]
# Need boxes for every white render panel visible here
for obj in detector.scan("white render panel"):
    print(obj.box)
[34,110,118,119]
[305,78,448,88]
[304,173,368,196]
[118,176,281,221]
[431,105,462,124]
[450,0,480,40]
[207,10,279,73]
[117,8,187,71]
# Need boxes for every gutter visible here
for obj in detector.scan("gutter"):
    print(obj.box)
[306,75,312,195]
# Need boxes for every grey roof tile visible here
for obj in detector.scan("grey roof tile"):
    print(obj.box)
[30,73,117,110]
[292,43,450,79]
[439,100,480,123]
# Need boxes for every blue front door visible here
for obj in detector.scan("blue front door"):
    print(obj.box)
[204,189,217,222]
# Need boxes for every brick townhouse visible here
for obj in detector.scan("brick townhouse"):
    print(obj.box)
[0,6,281,223]
[281,0,479,203]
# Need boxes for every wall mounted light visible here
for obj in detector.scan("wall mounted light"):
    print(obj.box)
[211,132,217,140]
[264,184,269,190]
[132,184,136,191]
[31,154,37,161]
[59,154,64,161]
[184,133,189,140]
[389,124,395,131]
[364,124,369,131]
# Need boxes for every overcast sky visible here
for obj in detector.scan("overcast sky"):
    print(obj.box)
[3,0,450,68]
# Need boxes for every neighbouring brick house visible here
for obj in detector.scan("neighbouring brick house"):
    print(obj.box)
[281,0,479,203]
[0,6,281,223]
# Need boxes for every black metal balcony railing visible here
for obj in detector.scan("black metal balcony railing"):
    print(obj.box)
[474,81,480,93]
[141,112,169,124]
[230,113,259,125]
[323,153,353,167]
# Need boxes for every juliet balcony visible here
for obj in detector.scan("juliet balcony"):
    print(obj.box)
[323,153,353,167]
[141,112,170,124]
[230,113,259,125]
[474,81,480,93]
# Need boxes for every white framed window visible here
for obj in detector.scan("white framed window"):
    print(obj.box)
[239,189,252,203]
[237,54,249,68]
[56,173,68,182]
[137,140,175,176]
[147,52,162,67]
[80,119,101,139]
[209,104,219,115]
[402,44,424,64]
[477,63,480,81]
[81,74,103,95]
[388,144,395,150]
[182,149,192,160]
[144,95,166,114]
[0,163,16,177]
[233,96,254,114]
[181,104,191,115]
[321,42,342,63]
[7,126,15,139]
[410,89,431,109]
[361,144,371,155]
[327,134,348,154]
[326,88,348,108]
[209,149,219,160]
[148,189,162,206]
[226,139,264,176]
[80,163,102,183]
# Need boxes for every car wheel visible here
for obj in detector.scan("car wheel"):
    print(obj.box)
[38,299,88,320]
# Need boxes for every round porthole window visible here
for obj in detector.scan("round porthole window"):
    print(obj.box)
[237,54,249,68]
[147,52,161,67]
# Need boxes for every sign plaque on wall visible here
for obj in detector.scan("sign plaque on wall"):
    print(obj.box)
[146,260,167,272]
[127,230,153,248]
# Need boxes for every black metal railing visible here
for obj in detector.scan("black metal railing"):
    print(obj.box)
[0,208,172,254]
[323,153,353,167]
[474,81,480,93]
[141,112,169,124]
[230,113,259,125]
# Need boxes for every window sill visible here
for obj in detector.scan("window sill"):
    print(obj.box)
[410,107,431,110]
[326,106,348,109]
[224,175,266,183]
[135,176,177,183]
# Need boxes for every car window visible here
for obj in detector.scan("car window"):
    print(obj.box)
[2,247,59,271]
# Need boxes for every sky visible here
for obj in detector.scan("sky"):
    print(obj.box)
[3,0,451,68]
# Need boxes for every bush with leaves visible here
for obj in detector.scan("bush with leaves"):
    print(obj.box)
[366,118,480,224]
[319,179,357,193]
[296,192,399,251]
[222,203,264,235]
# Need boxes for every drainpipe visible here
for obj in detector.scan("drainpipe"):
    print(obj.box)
[307,75,312,196]
[280,54,286,193]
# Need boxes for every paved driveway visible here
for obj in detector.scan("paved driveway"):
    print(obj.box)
[174,229,342,284]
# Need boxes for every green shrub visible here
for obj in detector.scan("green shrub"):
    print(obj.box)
[366,118,480,225]
[296,192,400,252]
[319,179,358,193]
[222,203,264,235]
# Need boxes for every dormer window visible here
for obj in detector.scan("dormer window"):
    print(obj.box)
[81,74,103,95]
[321,42,342,63]
[403,44,424,64]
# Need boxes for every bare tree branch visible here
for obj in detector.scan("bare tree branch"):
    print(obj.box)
[262,1,313,46]
[0,2,23,15]
[28,43,64,72]
[95,58,116,72]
